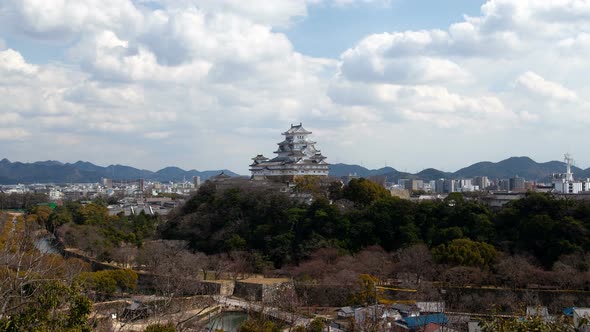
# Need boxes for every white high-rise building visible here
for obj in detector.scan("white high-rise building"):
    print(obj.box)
[250,123,329,179]
[553,153,590,194]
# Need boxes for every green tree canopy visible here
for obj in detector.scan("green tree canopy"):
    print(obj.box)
[433,238,497,268]
[342,178,390,207]
[0,281,92,332]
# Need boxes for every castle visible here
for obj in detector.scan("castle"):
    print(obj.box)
[250,123,329,180]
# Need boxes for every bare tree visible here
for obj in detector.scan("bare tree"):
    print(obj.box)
[355,246,395,280]
[494,255,542,288]
[112,246,138,269]
[394,244,435,286]
[132,240,213,331]
[0,213,84,319]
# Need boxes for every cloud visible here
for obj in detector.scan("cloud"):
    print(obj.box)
[137,0,308,27]
[0,4,336,170]
[328,77,514,129]
[329,0,392,8]
[515,71,578,102]
[142,0,392,27]
[558,33,590,56]
[0,0,143,41]
[333,0,590,131]
[137,9,293,66]
[340,53,470,84]
[0,128,31,141]
[144,131,170,139]
[0,113,21,125]
[3,0,590,172]
[0,49,37,75]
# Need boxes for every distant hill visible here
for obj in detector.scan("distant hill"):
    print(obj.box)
[0,159,239,184]
[453,156,585,181]
[330,156,590,182]
[416,168,453,181]
[329,163,398,178]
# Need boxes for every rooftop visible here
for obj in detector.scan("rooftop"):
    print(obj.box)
[403,314,449,329]
[282,123,312,136]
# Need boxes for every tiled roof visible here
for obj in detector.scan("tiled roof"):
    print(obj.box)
[403,314,449,329]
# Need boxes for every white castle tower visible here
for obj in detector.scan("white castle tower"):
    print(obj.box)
[250,123,329,179]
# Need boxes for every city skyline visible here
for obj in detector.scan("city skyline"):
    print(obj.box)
[2,0,590,174]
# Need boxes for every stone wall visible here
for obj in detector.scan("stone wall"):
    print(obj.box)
[295,284,352,307]
[234,279,295,304]
[206,280,235,296]
[233,281,262,301]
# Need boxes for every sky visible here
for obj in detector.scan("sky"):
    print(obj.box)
[1,0,590,174]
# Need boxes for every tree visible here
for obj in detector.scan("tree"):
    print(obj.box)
[134,240,213,330]
[293,176,323,197]
[0,281,92,332]
[494,255,542,288]
[479,306,575,331]
[144,322,176,332]
[355,246,394,280]
[394,244,434,285]
[77,269,138,299]
[0,212,92,331]
[239,317,282,332]
[136,240,205,294]
[351,274,379,305]
[342,178,390,207]
[47,206,73,233]
[433,238,496,268]
[29,206,53,228]
[442,266,485,287]
[307,318,325,332]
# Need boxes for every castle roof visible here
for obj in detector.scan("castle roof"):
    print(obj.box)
[282,123,311,136]
[252,154,269,161]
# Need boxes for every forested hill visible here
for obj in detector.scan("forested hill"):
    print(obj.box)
[160,178,590,269]
[330,156,590,181]
[0,159,238,184]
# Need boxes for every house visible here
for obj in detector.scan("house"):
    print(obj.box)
[573,308,590,331]
[394,313,449,331]
[392,303,420,317]
[468,321,483,332]
[337,306,355,319]
[122,300,153,321]
[423,322,458,332]
[353,305,402,330]
[416,302,445,314]
[526,306,549,318]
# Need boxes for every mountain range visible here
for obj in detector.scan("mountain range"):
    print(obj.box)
[0,159,238,184]
[1,156,589,185]
[329,156,590,182]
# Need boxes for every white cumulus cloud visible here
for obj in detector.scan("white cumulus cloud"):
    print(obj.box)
[516,71,578,102]
[0,49,37,75]
[3,0,590,172]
